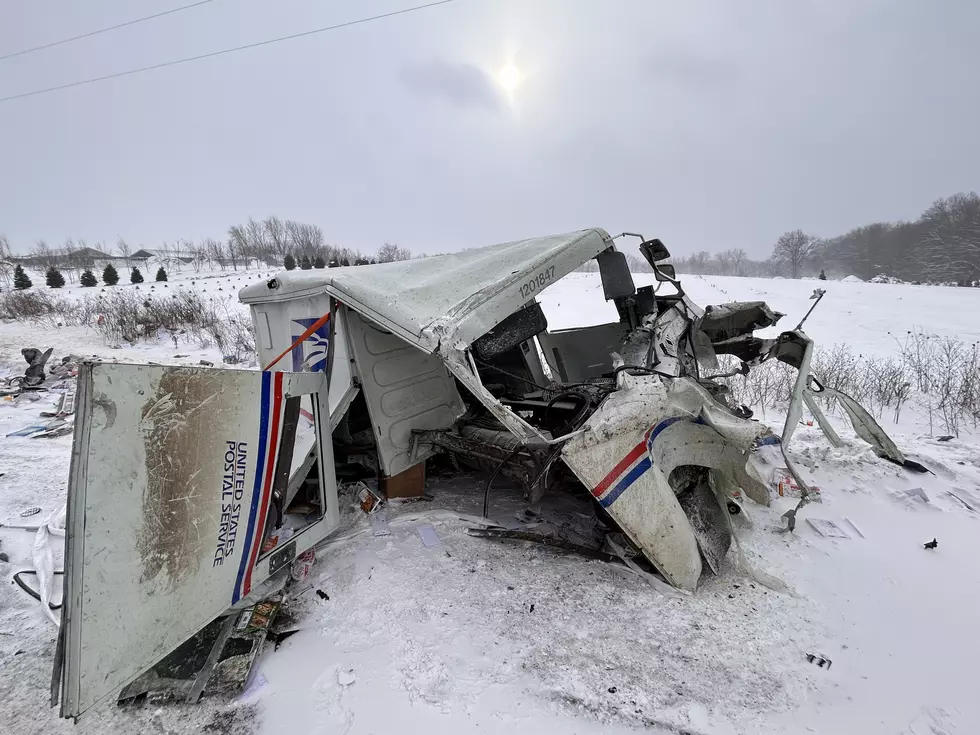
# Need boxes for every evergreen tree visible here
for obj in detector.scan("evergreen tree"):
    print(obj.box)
[284,253,297,270]
[45,266,65,288]
[13,265,32,290]
[328,259,339,268]
[340,258,351,267]
[80,269,98,287]
[300,256,312,270]
[130,267,144,284]
[313,255,326,269]
[155,266,168,282]
[102,263,119,286]
[818,269,827,281]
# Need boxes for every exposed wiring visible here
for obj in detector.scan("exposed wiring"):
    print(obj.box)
[544,390,592,437]
[483,444,525,519]
[473,357,550,392]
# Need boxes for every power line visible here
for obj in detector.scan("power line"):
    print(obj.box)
[0,0,217,63]
[0,0,460,104]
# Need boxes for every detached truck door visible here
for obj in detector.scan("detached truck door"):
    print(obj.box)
[53,362,339,720]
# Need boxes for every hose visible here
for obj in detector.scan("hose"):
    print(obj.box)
[543,390,592,438]
[482,443,525,519]
[13,570,64,610]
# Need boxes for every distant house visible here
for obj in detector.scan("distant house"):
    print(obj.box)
[130,248,194,265]
[13,247,118,269]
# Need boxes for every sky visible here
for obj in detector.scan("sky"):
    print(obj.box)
[1,0,979,259]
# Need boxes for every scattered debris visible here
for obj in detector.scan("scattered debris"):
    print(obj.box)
[946,491,978,513]
[806,519,852,539]
[6,424,49,438]
[19,507,42,517]
[891,487,930,505]
[353,482,384,514]
[924,538,938,550]
[775,472,821,500]
[39,387,76,418]
[466,526,618,561]
[780,507,799,534]
[315,590,329,600]
[937,435,954,442]
[805,653,833,669]
[22,346,53,386]
[416,524,442,548]
[290,549,315,583]
[198,360,213,367]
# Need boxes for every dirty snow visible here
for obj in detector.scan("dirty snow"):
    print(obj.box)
[1,267,979,734]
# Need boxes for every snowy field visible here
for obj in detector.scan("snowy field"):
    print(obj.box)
[1,266,979,735]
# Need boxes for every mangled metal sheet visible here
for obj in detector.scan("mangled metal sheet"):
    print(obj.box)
[240,229,614,353]
[57,363,339,720]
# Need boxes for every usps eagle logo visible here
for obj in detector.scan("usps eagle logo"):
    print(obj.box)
[290,318,330,372]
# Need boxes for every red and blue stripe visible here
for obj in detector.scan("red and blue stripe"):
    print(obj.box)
[233,371,284,604]
[591,416,705,508]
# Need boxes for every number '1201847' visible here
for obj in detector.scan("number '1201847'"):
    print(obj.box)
[518,266,556,299]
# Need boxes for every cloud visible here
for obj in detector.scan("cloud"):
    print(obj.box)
[401,60,501,111]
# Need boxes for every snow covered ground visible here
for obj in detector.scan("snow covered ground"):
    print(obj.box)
[1,266,979,734]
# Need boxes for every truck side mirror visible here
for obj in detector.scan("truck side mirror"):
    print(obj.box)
[655,264,676,282]
[640,238,671,266]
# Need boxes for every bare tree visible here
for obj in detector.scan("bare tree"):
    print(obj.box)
[716,248,748,276]
[772,230,820,279]
[376,242,412,262]
[228,226,249,269]
[264,216,289,261]
[116,237,132,267]
[59,239,81,283]
[184,240,204,272]
[729,248,747,276]
[203,237,225,270]
[30,240,57,278]
[0,234,12,285]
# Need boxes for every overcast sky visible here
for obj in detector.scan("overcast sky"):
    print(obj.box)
[2,0,978,258]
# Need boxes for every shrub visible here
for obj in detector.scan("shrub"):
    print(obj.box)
[284,254,296,270]
[155,267,168,282]
[80,269,97,287]
[300,256,312,270]
[13,264,32,290]
[130,267,144,284]
[45,267,65,288]
[103,263,119,286]
[313,255,326,269]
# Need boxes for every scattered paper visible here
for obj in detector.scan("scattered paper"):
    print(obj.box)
[416,524,442,548]
[807,518,851,539]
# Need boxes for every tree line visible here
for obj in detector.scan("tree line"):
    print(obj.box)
[676,192,980,283]
[0,216,413,285]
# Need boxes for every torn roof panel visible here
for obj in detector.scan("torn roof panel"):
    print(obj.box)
[240,228,613,351]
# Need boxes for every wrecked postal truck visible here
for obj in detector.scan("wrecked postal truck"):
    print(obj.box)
[53,228,920,719]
